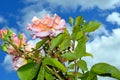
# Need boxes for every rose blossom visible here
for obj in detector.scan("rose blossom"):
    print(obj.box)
[27,14,66,39]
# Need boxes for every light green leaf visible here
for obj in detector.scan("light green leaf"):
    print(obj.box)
[43,58,67,72]
[91,63,120,79]
[37,66,45,80]
[75,36,86,58]
[83,21,101,32]
[68,17,74,25]
[50,34,64,50]
[17,63,40,80]
[62,52,77,60]
[78,60,88,71]
[84,52,93,58]
[71,31,83,40]
[59,38,71,50]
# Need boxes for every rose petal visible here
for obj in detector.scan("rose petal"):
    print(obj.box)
[32,30,52,38]
[54,19,66,29]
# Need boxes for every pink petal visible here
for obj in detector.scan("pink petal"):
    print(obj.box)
[32,16,39,22]
[54,19,66,29]
[32,30,52,38]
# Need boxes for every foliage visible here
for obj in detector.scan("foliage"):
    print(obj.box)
[0,14,120,80]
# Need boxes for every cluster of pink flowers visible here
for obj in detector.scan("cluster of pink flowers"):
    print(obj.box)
[0,14,66,70]
[27,14,66,38]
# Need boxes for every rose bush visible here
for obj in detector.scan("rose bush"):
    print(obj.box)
[0,14,120,80]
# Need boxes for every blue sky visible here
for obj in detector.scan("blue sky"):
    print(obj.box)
[0,0,120,80]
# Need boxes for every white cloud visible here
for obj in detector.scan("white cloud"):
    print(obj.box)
[106,12,120,25]
[2,55,13,71]
[0,16,6,23]
[24,0,120,11]
[85,28,120,80]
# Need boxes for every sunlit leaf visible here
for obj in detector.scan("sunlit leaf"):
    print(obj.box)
[62,52,77,60]
[50,34,64,50]
[37,66,45,80]
[68,17,74,25]
[83,21,101,32]
[17,63,40,80]
[43,58,67,72]
[75,36,86,58]
[78,60,88,71]
[59,38,71,50]
[91,63,120,79]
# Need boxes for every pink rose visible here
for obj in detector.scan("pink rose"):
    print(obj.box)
[27,14,66,39]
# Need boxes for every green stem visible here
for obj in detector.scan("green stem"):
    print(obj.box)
[46,66,63,80]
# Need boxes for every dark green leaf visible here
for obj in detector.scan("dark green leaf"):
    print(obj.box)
[91,63,120,79]
[83,21,101,32]
[86,72,97,80]
[50,34,64,50]
[62,52,77,60]
[75,36,86,58]
[45,72,54,80]
[37,66,45,80]
[59,38,71,50]
[68,64,75,69]
[75,16,83,26]
[36,37,48,49]
[17,63,40,80]
[78,60,88,71]
[43,58,67,72]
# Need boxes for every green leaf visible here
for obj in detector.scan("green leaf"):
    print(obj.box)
[36,37,48,49]
[86,72,97,80]
[45,72,54,80]
[43,58,67,72]
[62,52,77,60]
[37,66,45,80]
[68,17,74,25]
[50,34,64,50]
[2,46,7,51]
[7,29,13,37]
[59,38,71,50]
[75,16,83,26]
[91,63,120,79]
[68,64,75,69]
[84,52,93,58]
[17,63,40,80]
[71,31,83,40]
[18,34,23,40]
[83,21,101,32]
[75,36,86,58]
[77,60,88,71]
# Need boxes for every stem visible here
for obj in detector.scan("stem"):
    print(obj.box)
[46,66,63,80]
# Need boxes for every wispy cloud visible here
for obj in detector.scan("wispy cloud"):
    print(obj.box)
[2,55,13,71]
[106,12,120,25]
[24,0,120,11]
[0,16,7,24]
